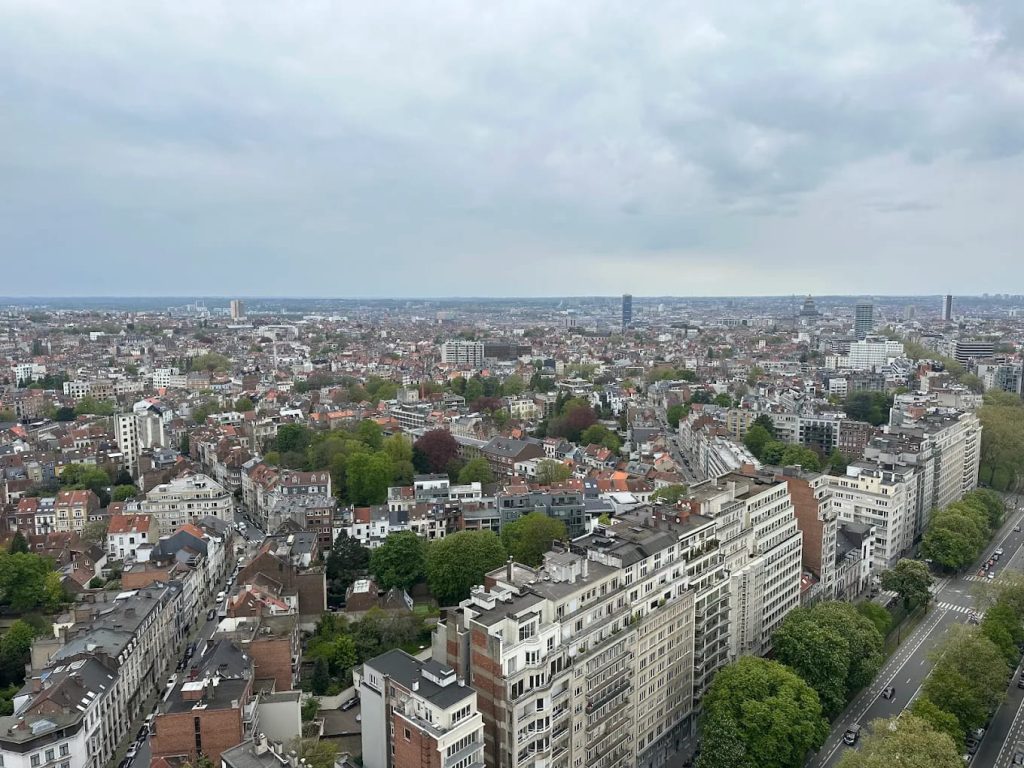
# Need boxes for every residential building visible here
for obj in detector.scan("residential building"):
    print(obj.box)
[950,339,996,365]
[53,490,100,534]
[230,299,245,320]
[479,437,545,478]
[495,487,587,537]
[107,513,153,560]
[440,341,485,368]
[141,473,233,534]
[835,522,874,600]
[622,294,633,330]
[359,650,484,768]
[775,467,838,599]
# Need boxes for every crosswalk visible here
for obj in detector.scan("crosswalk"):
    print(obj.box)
[936,601,981,616]
[964,574,996,583]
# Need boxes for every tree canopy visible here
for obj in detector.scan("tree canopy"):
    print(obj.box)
[501,512,566,567]
[535,459,573,485]
[369,532,426,591]
[880,559,933,611]
[651,484,688,505]
[458,457,495,486]
[413,430,460,475]
[923,625,1009,734]
[696,657,828,768]
[835,714,962,768]
[426,531,507,605]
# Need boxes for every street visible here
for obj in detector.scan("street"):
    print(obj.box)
[810,494,1024,767]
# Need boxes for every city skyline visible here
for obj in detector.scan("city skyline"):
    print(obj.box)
[2,1,1023,297]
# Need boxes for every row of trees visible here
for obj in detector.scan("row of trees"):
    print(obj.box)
[366,513,568,605]
[979,392,1024,491]
[922,489,1004,570]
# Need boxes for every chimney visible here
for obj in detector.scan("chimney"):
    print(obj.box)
[255,733,269,755]
[506,556,514,582]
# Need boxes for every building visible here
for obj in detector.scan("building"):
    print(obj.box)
[141,473,233,534]
[437,503,727,768]
[844,337,905,371]
[622,294,633,330]
[942,294,953,321]
[950,340,997,365]
[53,489,100,534]
[107,512,153,560]
[687,471,803,658]
[827,462,917,572]
[977,362,1024,396]
[835,521,874,600]
[775,467,837,599]
[230,299,245,320]
[359,650,484,768]
[116,412,167,475]
[854,302,873,340]
[479,437,545,478]
[494,487,587,537]
[440,341,485,369]
[150,640,256,765]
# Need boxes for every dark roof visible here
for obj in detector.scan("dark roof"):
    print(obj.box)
[365,649,473,710]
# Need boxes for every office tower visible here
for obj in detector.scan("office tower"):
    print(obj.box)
[854,302,873,340]
[439,340,485,368]
[622,293,633,330]
[942,294,953,321]
[904,305,916,321]
[229,299,244,320]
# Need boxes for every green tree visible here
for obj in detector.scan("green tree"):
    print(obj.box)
[924,626,1008,733]
[836,714,962,768]
[697,657,828,768]
[298,739,338,768]
[426,531,507,605]
[346,451,393,505]
[0,553,53,612]
[458,458,495,486]
[535,460,572,485]
[301,697,320,721]
[742,425,772,459]
[501,375,525,396]
[0,620,37,686]
[234,396,254,412]
[713,392,733,407]
[7,533,28,555]
[79,520,109,547]
[909,697,964,751]
[779,444,822,472]
[111,485,137,502]
[179,433,190,454]
[356,420,384,451]
[650,484,688,505]
[772,609,850,717]
[856,601,893,638]
[880,559,933,611]
[580,424,621,452]
[666,403,686,428]
[275,423,314,454]
[74,396,114,416]
[326,533,370,605]
[501,512,567,568]
[369,532,426,590]
[752,414,776,437]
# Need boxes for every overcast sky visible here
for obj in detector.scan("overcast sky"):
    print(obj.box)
[1,1,1022,298]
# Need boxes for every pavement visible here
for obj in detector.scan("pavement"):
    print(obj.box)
[809,493,1024,767]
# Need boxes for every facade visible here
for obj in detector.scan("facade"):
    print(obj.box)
[116,413,167,475]
[494,488,587,537]
[107,513,153,560]
[437,503,727,768]
[622,294,633,330]
[360,650,485,768]
[230,299,245,320]
[53,490,99,534]
[142,473,233,534]
[844,338,905,371]
[942,294,953,321]
[777,467,838,599]
[441,341,485,368]
[854,302,873,340]
[951,340,995,365]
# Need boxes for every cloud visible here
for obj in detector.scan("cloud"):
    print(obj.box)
[0,0,1022,296]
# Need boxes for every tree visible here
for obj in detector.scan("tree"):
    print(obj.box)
[835,714,962,768]
[924,625,1008,733]
[275,423,314,454]
[535,459,572,485]
[326,533,370,605]
[458,458,494,486]
[856,601,893,638]
[179,433,190,455]
[698,657,828,768]
[426,531,507,605]
[713,392,733,408]
[501,375,525,396]
[53,406,76,422]
[7,533,28,555]
[844,392,893,427]
[909,697,965,750]
[0,620,36,686]
[74,396,114,416]
[666,403,686,428]
[880,559,933,611]
[413,430,460,475]
[501,512,567,567]
[301,697,320,722]
[772,609,850,717]
[79,520,109,547]
[111,485,137,502]
[311,657,331,695]
[651,484,688,505]
[742,425,772,459]
[356,420,384,451]
[369,532,426,591]
[779,444,822,472]
[346,451,393,505]
[0,553,54,612]
[59,464,111,506]
[299,739,338,768]
[579,424,621,452]
[548,402,598,443]
[234,396,254,412]
[752,414,776,437]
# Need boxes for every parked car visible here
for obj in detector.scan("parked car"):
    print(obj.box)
[988,572,996,580]
[1017,675,1024,689]
[216,591,226,603]
[971,727,985,741]
[1015,524,1021,532]
[185,642,196,658]
[126,745,139,760]
[966,738,980,755]
[1013,749,1024,766]
[996,548,1005,556]
[341,697,359,711]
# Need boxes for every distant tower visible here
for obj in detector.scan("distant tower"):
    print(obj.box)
[942,294,953,322]
[854,302,873,340]
[230,299,245,320]
[622,294,633,330]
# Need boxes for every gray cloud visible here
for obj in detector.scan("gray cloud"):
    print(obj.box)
[0,0,1022,297]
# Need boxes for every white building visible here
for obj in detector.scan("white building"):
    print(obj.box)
[115,412,166,475]
[439,340,485,368]
[141,473,233,534]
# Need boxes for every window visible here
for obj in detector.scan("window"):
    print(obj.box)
[31,756,40,768]
[45,750,55,763]
[518,622,535,642]
[59,745,69,757]
[404,728,411,741]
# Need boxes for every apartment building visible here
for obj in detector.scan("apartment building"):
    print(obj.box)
[15,585,183,768]
[360,650,485,768]
[53,490,99,534]
[775,467,838,599]
[495,487,587,537]
[686,471,803,659]
[441,341,485,368]
[436,503,726,768]
[107,512,153,560]
[115,412,167,476]
[827,462,918,572]
[141,473,233,534]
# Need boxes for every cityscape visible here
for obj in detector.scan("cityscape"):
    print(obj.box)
[3,3,1024,768]
[0,292,1022,768]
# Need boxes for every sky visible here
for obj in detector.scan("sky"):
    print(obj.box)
[1,1,1022,298]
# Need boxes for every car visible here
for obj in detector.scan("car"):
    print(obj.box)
[1014,750,1024,766]
[1015,524,1021,532]
[216,591,226,603]
[882,686,896,700]
[175,659,185,671]
[996,548,1005,556]
[971,727,985,741]
[166,674,177,689]
[126,745,139,760]
[843,725,861,746]
[136,725,147,740]
[989,559,996,567]
[144,714,154,728]
[117,758,132,768]
[966,738,980,755]
[988,572,996,580]
[341,697,359,711]
[185,642,196,657]
[355,714,362,723]
[1017,676,1024,689]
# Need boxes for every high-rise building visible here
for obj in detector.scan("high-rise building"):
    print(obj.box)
[229,299,245,320]
[854,303,873,340]
[942,294,953,321]
[622,293,633,330]
[440,340,485,368]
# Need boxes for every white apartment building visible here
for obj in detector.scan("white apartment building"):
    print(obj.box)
[838,338,905,372]
[440,341,485,368]
[437,504,728,768]
[141,473,233,534]
[688,472,803,658]
[828,462,918,572]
